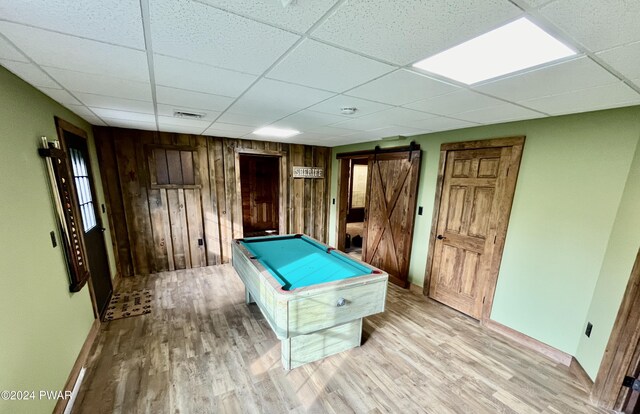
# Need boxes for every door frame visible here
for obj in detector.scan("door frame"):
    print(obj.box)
[335,154,369,252]
[591,248,640,410]
[55,116,111,319]
[422,136,525,322]
[234,148,288,238]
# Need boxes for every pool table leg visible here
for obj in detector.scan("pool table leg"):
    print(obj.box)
[245,287,255,305]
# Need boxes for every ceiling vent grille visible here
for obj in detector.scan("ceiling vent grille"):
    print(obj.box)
[173,110,205,119]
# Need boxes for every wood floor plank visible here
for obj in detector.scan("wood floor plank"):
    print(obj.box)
[73,264,607,414]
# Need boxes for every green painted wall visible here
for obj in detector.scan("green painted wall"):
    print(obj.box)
[0,66,115,413]
[328,106,640,370]
[575,138,640,379]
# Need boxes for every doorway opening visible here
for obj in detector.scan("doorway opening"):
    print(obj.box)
[239,154,280,237]
[336,144,422,287]
[345,159,368,260]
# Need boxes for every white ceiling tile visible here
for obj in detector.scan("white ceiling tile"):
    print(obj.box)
[339,130,388,143]
[0,22,149,82]
[83,116,107,126]
[90,108,156,123]
[475,57,619,102]
[0,60,59,88]
[454,103,546,124]
[205,122,255,133]
[307,125,365,137]
[242,79,335,109]
[368,125,428,138]
[225,78,335,122]
[156,104,221,122]
[196,0,339,33]
[65,104,97,118]
[155,86,234,112]
[216,111,282,127]
[203,122,255,138]
[44,67,152,101]
[347,69,461,105]
[267,39,394,92]
[153,54,257,97]
[65,105,107,126]
[540,0,640,51]
[312,0,521,65]
[38,87,81,105]
[0,0,145,49]
[597,41,640,82]
[270,109,349,131]
[521,82,640,116]
[402,116,480,132]
[0,36,28,62]
[333,107,436,131]
[150,0,299,74]
[309,95,392,118]
[515,0,554,8]
[157,124,206,135]
[76,93,154,114]
[157,115,211,128]
[405,90,505,116]
[102,117,157,131]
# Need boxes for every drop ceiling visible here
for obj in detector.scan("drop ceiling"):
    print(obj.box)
[0,0,639,146]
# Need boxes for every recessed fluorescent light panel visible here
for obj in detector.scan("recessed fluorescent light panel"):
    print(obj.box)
[412,18,576,85]
[252,126,300,138]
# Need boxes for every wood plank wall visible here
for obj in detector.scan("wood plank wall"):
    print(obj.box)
[94,127,331,277]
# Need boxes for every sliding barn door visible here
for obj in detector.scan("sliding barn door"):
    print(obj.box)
[428,141,522,319]
[362,149,421,287]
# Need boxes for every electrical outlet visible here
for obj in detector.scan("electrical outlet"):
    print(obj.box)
[585,322,593,337]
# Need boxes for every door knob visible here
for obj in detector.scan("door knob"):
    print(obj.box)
[437,234,445,240]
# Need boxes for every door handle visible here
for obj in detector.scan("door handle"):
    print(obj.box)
[437,234,446,240]
[100,227,106,233]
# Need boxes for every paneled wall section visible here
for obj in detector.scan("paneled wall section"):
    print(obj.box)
[94,127,331,277]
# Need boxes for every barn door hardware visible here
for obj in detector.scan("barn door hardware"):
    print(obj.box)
[623,376,640,391]
[39,137,90,292]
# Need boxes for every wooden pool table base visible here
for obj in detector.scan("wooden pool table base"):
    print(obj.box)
[247,290,363,369]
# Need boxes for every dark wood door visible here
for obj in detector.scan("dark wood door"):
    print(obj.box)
[240,155,280,236]
[63,130,113,317]
[362,149,421,287]
[429,147,513,319]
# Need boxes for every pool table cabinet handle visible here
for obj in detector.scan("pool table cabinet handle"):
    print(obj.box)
[336,298,347,307]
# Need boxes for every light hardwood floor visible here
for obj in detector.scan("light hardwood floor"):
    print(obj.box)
[73,265,608,414]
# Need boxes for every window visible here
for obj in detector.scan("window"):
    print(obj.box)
[148,146,199,188]
[69,147,96,232]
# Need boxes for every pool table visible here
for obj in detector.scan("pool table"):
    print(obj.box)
[231,234,388,369]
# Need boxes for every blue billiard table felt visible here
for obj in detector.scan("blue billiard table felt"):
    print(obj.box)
[240,236,371,290]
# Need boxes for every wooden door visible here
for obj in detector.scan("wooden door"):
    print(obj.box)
[427,138,523,320]
[57,118,113,317]
[592,249,640,412]
[240,155,280,236]
[362,149,421,287]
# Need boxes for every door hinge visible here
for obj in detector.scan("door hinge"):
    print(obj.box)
[494,235,497,244]
[623,376,640,392]
[482,296,485,304]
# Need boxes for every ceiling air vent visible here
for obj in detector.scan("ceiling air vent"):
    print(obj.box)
[173,110,205,119]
